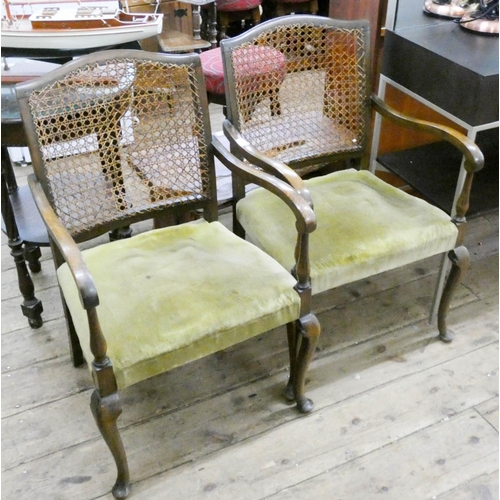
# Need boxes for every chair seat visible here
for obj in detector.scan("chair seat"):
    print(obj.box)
[240,109,361,164]
[57,220,300,389]
[217,0,261,11]
[200,48,226,96]
[237,169,459,295]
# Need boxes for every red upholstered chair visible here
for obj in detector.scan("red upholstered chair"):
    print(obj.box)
[216,0,262,40]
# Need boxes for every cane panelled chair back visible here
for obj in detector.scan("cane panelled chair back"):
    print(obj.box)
[16,50,320,498]
[221,15,371,178]
[20,52,217,240]
[219,16,484,344]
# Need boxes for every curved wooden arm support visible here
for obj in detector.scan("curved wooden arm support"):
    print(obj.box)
[212,135,317,235]
[222,120,314,207]
[371,95,484,174]
[371,94,485,221]
[28,175,99,309]
[294,232,312,315]
[213,135,316,303]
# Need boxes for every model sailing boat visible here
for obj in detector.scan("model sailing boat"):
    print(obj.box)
[1,0,163,49]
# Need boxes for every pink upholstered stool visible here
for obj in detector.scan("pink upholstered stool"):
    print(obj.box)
[200,45,287,121]
[216,0,262,40]
[200,47,227,105]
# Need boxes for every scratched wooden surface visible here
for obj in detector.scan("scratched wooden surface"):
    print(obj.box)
[2,103,498,500]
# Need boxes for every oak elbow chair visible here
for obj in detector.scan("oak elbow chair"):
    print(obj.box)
[218,16,484,343]
[16,50,320,498]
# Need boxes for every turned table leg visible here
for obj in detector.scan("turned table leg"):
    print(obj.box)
[1,156,43,328]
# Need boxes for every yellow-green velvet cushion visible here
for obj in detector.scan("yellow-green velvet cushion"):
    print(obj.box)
[237,169,459,295]
[57,220,300,389]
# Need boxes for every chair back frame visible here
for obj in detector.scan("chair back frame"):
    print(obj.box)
[220,15,373,174]
[16,50,218,243]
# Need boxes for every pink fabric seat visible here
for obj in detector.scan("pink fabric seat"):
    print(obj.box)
[217,0,261,11]
[200,46,287,100]
[200,48,226,96]
[232,45,287,94]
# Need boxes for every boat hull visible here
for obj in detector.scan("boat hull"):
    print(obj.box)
[1,14,163,49]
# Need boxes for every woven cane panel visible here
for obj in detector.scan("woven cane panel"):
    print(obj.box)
[227,23,368,165]
[28,58,211,236]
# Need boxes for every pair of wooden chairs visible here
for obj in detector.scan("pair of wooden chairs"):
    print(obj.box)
[17,16,482,498]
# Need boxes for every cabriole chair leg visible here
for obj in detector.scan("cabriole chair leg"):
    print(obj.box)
[284,321,299,403]
[289,313,320,414]
[90,390,130,499]
[437,246,470,343]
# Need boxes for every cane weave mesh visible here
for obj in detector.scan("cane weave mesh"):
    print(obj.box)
[225,23,368,165]
[27,58,211,236]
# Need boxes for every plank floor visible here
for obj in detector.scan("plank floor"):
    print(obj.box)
[2,104,498,500]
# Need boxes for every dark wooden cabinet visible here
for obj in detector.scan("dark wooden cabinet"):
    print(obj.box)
[374,0,499,216]
[328,0,388,82]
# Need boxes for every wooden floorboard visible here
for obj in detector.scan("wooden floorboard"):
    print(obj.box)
[1,104,498,499]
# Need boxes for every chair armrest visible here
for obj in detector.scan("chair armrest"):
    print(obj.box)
[222,119,314,207]
[371,94,485,221]
[371,94,484,174]
[28,174,99,309]
[212,135,316,235]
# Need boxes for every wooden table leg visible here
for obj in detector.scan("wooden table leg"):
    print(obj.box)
[192,4,203,43]
[208,2,217,48]
[24,243,42,273]
[1,151,43,328]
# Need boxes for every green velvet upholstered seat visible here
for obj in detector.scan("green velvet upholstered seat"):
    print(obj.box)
[57,220,300,389]
[237,169,459,295]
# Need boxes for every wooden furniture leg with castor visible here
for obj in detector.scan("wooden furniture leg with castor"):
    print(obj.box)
[1,147,43,328]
